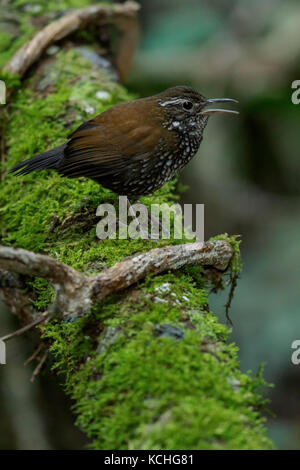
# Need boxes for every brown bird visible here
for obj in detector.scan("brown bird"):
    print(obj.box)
[10,86,238,197]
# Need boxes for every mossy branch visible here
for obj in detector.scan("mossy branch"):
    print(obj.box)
[0,240,232,319]
[4,1,140,81]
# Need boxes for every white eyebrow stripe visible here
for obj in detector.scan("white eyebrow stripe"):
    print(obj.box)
[159,98,185,107]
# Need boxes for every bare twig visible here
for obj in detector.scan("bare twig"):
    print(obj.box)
[24,343,44,366]
[30,349,49,383]
[4,1,140,79]
[225,273,238,326]
[0,241,232,319]
[0,312,49,342]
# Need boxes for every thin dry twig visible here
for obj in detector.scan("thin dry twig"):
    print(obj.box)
[24,342,45,366]
[225,273,238,326]
[0,312,49,342]
[30,349,49,383]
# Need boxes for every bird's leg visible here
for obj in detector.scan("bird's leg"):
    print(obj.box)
[150,212,171,239]
[127,199,151,240]
[136,200,170,240]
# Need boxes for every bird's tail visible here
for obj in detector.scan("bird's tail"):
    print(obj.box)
[9,144,66,176]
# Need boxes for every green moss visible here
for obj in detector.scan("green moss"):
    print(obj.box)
[0,31,14,54]
[13,0,95,13]
[0,1,274,450]
[0,71,21,89]
[44,272,273,450]
[0,5,35,70]
[210,233,242,275]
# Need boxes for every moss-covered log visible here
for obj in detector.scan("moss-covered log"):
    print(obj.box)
[0,1,274,450]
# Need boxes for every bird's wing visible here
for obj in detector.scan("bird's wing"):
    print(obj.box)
[61,103,171,180]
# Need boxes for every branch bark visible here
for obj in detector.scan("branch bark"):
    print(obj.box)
[0,240,232,319]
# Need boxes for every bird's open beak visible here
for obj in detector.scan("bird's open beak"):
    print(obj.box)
[201,98,239,116]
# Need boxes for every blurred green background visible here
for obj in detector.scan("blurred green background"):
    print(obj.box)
[1,0,300,449]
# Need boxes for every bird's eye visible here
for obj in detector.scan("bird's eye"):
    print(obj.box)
[183,100,193,111]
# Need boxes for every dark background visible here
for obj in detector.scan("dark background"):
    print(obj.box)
[1,0,300,449]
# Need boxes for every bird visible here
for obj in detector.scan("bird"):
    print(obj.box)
[10,86,238,198]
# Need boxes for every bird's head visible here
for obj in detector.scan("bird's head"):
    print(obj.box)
[155,86,239,133]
